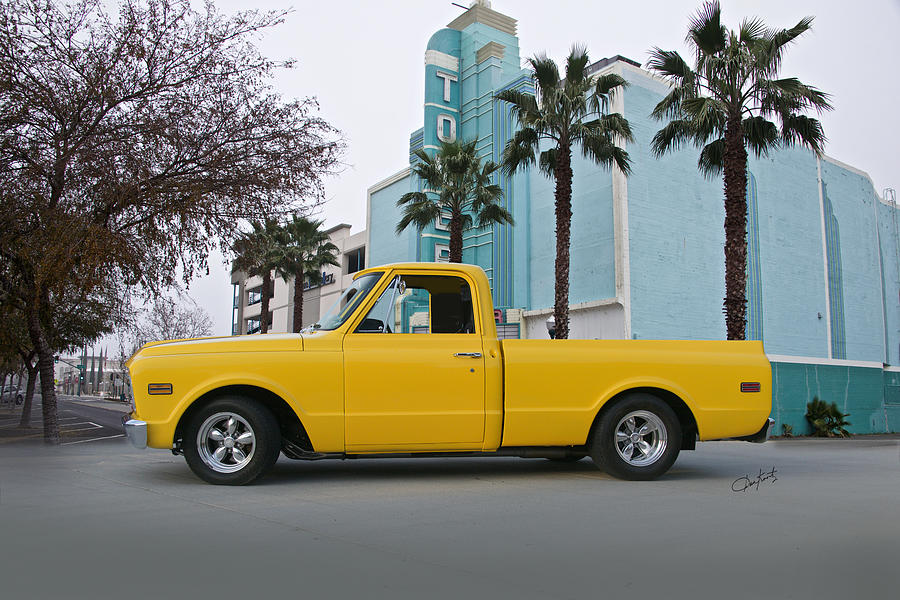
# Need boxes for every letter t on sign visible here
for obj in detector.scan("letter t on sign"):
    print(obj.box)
[436,71,458,103]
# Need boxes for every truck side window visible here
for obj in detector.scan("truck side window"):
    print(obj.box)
[354,275,476,334]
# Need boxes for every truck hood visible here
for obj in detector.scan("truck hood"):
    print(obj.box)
[130,333,303,362]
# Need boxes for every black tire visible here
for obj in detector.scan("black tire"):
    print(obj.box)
[15,394,23,406]
[590,394,681,481]
[183,397,281,485]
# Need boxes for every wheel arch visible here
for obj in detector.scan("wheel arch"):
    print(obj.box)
[588,387,698,451]
[173,385,313,454]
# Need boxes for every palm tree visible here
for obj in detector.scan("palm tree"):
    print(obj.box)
[497,47,633,339]
[396,139,513,263]
[232,219,282,334]
[648,1,831,340]
[275,215,340,333]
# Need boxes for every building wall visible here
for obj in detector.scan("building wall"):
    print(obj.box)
[877,195,900,365]
[367,169,415,267]
[619,65,726,341]
[363,3,900,433]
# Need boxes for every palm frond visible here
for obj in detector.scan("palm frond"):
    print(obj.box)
[781,114,826,155]
[739,16,766,43]
[758,77,832,114]
[756,16,814,74]
[589,73,628,115]
[501,127,540,176]
[581,112,635,144]
[647,48,694,82]
[581,133,632,175]
[476,202,514,228]
[396,199,441,235]
[687,1,726,57]
[742,116,779,158]
[495,88,541,125]
[697,138,724,178]
[529,54,561,101]
[565,45,590,85]
[650,119,698,157]
[398,189,429,208]
[681,96,726,134]
[538,148,557,178]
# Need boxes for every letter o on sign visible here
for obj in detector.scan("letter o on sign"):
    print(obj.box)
[437,114,456,143]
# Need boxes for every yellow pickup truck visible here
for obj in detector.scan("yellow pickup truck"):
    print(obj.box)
[124,262,773,485]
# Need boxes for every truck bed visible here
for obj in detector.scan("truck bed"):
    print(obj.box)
[500,339,771,446]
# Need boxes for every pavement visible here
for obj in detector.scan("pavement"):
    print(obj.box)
[1,422,898,600]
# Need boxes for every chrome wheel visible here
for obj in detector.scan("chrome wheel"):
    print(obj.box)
[614,410,667,467]
[196,412,256,474]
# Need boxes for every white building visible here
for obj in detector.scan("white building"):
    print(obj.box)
[231,224,367,334]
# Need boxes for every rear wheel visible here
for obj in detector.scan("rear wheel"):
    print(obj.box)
[590,394,681,480]
[184,397,280,485]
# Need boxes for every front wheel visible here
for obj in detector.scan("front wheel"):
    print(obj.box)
[184,397,281,485]
[590,394,681,480]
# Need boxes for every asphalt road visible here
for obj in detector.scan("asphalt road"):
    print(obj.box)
[1,434,898,600]
[0,394,128,444]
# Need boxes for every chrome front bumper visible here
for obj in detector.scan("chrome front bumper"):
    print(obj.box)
[122,415,147,449]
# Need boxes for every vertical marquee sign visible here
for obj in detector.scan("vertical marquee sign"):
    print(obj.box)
[423,34,461,153]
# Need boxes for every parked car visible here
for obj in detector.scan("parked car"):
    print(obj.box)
[2,385,24,406]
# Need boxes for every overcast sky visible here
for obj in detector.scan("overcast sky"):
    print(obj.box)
[182,0,900,336]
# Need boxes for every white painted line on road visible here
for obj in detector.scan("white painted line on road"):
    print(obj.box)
[0,415,82,428]
[60,421,102,433]
[61,434,125,445]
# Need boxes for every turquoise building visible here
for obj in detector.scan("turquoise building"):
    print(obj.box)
[365,1,900,434]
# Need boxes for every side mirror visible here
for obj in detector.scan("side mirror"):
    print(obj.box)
[355,318,385,333]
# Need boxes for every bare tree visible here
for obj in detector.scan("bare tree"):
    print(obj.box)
[0,0,342,442]
[119,295,214,360]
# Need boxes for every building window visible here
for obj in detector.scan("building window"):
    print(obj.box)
[245,313,273,335]
[434,210,452,231]
[345,247,365,274]
[247,287,262,306]
[434,244,450,263]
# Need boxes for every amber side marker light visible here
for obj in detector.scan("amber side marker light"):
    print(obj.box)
[741,382,761,393]
[148,383,173,395]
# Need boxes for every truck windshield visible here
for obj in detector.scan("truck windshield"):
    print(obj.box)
[310,272,383,331]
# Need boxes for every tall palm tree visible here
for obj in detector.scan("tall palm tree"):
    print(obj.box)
[497,47,633,339]
[231,219,282,334]
[275,215,339,333]
[396,139,513,263]
[648,1,831,340]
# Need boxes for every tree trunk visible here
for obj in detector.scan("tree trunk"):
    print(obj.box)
[723,114,748,341]
[553,141,574,340]
[25,299,60,444]
[260,272,272,334]
[449,212,463,263]
[293,275,304,333]
[18,355,38,428]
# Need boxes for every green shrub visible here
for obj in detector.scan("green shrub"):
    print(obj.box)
[805,397,851,438]
[781,423,793,438]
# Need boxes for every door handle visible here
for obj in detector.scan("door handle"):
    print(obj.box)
[453,352,482,358]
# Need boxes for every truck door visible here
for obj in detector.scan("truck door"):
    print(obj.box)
[343,273,485,451]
